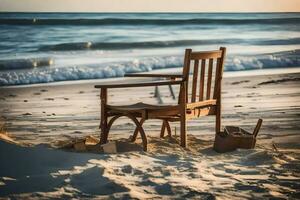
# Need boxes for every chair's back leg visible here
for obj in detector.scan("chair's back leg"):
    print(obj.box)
[215,65,222,134]
[165,120,172,137]
[160,120,172,138]
[215,47,226,134]
[160,120,166,138]
[216,105,221,133]
[179,82,187,148]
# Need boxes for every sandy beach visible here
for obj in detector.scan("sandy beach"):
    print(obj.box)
[0,68,300,199]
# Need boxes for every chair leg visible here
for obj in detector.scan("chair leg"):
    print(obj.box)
[160,120,166,138]
[165,120,172,137]
[131,118,145,142]
[100,88,108,144]
[100,116,108,144]
[104,115,148,151]
[160,120,171,138]
[104,115,123,144]
[216,106,221,133]
[180,114,187,148]
[126,114,148,151]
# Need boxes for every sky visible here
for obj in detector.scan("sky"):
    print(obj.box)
[0,0,299,12]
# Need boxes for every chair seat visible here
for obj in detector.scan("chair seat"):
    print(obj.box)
[106,102,180,119]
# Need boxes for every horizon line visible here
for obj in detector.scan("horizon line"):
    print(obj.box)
[1,11,300,14]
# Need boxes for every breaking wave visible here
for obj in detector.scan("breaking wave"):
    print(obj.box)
[0,50,299,86]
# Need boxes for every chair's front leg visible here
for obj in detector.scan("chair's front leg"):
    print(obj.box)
[179,82,187,148]
[180,113,187,148]
[100,88,108,144]
[131,118,145,142]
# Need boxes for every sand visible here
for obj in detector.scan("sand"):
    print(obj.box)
[0,69,299,199]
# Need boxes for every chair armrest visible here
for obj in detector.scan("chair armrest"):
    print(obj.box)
[95,80,183,89]
[186,100,217,109]
[124,73,182,79]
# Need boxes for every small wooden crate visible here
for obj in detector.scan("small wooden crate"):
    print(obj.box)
[213,119,262,153]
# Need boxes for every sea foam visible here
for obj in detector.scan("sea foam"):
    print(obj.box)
[0,50,299,86]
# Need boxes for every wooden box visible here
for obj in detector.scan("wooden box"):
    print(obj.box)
[213,119,262,153]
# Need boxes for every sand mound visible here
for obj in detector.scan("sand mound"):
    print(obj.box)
[0,114,299,199]
[0,133,299,199]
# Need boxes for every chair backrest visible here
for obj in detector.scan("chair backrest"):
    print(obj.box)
[179,47,226,104]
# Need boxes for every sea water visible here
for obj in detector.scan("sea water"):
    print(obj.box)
[0,12,299,86]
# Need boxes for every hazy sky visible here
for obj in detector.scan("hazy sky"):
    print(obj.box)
[0,0,299,12]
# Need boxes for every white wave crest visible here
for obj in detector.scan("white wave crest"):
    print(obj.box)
[1,51,300,86]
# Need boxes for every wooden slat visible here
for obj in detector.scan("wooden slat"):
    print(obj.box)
[190,50,222,60]
[199,59,206,101]
[191,60,199,102]
[182,49,192,79]
[182,49,192,103]
[186,78,189,103]
[213,58,221,99]
[206,58,213,100]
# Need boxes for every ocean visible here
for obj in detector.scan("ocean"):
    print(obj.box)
[0,12,299,86]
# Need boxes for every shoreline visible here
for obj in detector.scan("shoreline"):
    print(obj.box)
[0,69,299,143]
[1,66,300,89]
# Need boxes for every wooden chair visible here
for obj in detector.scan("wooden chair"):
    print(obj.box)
[95,47,226,151]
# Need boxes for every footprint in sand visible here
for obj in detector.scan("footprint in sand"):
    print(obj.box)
[40,89,48,92]
[45,98,54,101]
[121,165,133,174]
[79,91,85,94]
[33,92,41,95]
[63,97,69,100]
[231,80,250,85]
[73,131,83,134]
[234,105,243,108]
[22,112,32,116]
[8,94,17,98]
